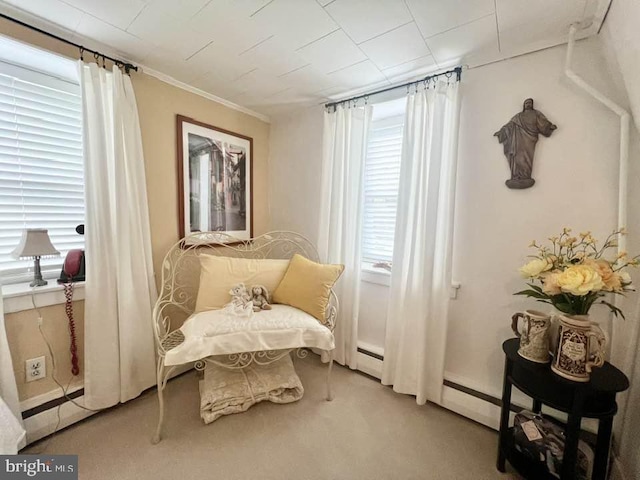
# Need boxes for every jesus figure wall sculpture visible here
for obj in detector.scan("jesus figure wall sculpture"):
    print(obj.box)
[494,98,557,189]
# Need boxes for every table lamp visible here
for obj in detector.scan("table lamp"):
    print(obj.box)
[11,229,60,287]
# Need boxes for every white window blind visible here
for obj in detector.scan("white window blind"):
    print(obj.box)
[0,62,84,280]
[362,115,404,266]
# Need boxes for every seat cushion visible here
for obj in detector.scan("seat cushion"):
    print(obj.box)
[164,305,335,366]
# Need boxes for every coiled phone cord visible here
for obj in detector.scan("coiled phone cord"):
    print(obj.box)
[63,283,80,376]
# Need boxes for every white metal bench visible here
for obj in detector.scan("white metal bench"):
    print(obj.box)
[151,231,338,443]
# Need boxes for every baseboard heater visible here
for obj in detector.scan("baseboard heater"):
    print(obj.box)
[357,347,522,414]
[443,380,523,414]
[22,388,84,420]
[357,346,383,361]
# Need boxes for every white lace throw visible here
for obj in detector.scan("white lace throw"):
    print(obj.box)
[199,354,303,424]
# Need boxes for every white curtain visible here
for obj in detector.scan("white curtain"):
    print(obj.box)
[318,105,372,368]
[382,80,461,405]
[80,62,157,409]
[0,283,26,453]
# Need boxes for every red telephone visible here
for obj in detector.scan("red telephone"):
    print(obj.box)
[58,249,85,283]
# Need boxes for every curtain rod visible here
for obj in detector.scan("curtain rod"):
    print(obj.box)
[0,12,138,73]
[324,66,462,110]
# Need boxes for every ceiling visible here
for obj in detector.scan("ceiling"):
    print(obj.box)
[0,0,610,120]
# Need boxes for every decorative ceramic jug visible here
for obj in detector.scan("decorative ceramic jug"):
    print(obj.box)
[511,310,552,363]
[551,314,606,382]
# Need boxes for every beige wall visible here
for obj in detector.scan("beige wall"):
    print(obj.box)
[5,302,85,401]
[132,74,271,283]
[1,19,270,402]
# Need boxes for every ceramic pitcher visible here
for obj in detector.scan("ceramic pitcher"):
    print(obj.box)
[551,314,606,382]
[511,310,552,363]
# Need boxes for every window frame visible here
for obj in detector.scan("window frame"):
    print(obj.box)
[0,59,84,285]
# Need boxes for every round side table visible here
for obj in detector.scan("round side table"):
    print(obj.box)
[497,338,629,480]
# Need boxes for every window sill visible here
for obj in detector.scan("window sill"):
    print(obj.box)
[361,268,462,298]
[2,281,85,314]
[361,265,391,287]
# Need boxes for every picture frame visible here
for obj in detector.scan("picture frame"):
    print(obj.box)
[176,115,253,240]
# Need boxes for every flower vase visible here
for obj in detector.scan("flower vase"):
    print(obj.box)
[551,314,607,382]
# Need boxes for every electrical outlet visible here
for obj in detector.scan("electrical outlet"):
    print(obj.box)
[25,356,46,382]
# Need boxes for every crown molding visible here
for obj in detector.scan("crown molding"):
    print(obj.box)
[139,65,271,124]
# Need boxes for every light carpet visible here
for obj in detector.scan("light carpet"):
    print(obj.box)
[26,354,518,479]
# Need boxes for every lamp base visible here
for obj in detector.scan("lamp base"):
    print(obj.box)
[29,278,48,287]
[30,256,47,287]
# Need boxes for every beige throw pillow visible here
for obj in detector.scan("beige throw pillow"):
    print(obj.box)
[272,254,344,321]
[194,256,290,313]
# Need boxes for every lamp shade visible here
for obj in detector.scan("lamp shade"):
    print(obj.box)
[11,229,60,259]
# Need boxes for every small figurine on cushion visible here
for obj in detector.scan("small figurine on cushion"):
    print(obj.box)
[251,285,272,312]
[223,283,253,316]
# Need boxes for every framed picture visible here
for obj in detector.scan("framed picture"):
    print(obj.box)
[176,115,253,240]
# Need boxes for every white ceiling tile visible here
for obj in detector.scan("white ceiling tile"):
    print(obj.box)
[315,85,349,99]
[187,43,256,81]
[406,0,494,38]
[325,0,413,44]
[0,0,84,32]
[162,30,217,60]
[232,70,293,99]
[126,5,218,60]
[147,0,210,20]
[238,37,308,77]
[381,54,437,81]
[297,30,366,74]
[62,0,147,30]
[279,64,339,93]
[187,3,273,55]
[205,0,276,17]
[74,14,153,62]
[497,0,587,51]
[426,14,498,65]
[142,48,205,81]
[189,72,247,100]
[126,7,186,45]
[327,60,386,88]
[359,22,430,69]
[252,0,339,50]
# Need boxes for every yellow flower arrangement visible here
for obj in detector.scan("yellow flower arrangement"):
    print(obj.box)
[515,228,637,318]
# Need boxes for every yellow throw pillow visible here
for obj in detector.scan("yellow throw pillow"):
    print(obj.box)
[272,254,344,321]
[195,256,290,313]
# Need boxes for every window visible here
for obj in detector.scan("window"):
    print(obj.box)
[361,98,405,268]
[0,60,84,282]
